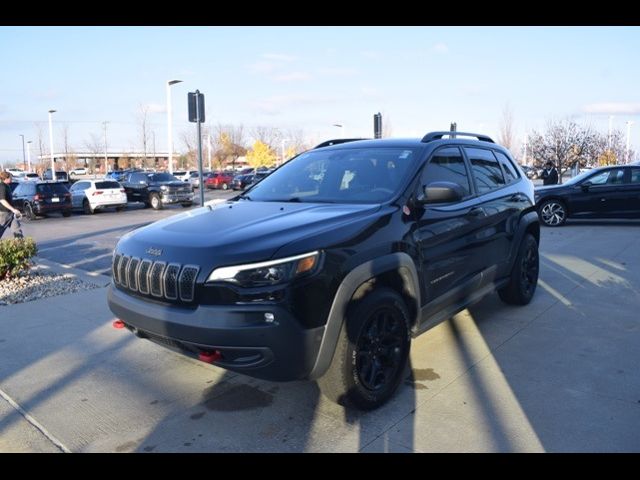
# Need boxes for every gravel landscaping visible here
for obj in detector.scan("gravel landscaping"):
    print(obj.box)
[0,270,101,306]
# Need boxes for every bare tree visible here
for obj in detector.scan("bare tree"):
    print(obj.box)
[84,133,102,174]
[215,124,247,170]
[250,126,281,150]
[498,103,516,153]
[137,104,151,168]
[528,119,597,184]
[33,122,47,174]
[61,123,76,172]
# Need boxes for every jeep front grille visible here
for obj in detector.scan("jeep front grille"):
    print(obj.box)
[112,254,200,303]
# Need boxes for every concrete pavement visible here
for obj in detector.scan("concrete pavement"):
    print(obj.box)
[1,221,640,452]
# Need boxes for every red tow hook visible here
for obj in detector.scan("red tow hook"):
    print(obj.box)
[112,319,125,329]
[198,351,223,363]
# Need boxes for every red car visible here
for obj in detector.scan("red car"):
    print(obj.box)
[204,171,234,190]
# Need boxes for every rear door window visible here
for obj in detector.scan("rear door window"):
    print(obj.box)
[465,147,506,194]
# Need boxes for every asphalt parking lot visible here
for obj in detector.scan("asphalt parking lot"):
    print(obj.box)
[1,196,639,452]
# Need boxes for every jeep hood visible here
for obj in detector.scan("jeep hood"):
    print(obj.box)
[116,200,381,270]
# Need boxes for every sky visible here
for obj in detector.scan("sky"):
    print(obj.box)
[1,26,639,167]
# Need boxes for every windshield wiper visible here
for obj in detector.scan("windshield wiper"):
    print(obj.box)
[238,194,252,201]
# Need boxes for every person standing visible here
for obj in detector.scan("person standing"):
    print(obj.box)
[0,171,23,239]
[541,161,559,185]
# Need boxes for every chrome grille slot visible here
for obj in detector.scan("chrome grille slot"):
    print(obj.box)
[178,265,199,302]
[163,263,181,300]
[137,259,152,294]
[127,257,140,292]
[119,256,130,288]
[112,253,122,283]
[149,261,166,298]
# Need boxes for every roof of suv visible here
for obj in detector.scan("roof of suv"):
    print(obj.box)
[314,131,501,151]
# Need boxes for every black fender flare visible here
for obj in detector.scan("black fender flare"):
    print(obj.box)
[506,211,540,270]
[308,252,420,380]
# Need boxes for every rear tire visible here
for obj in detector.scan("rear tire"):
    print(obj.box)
[318,288,411,410]
[83,199,94,215]
[24,203,36,220]
[62,210,71,218]
[181,202,193,208]
[498,233,539,305]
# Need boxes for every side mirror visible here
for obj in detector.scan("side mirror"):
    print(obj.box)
[581,180,592,191]
[418,181,465,205]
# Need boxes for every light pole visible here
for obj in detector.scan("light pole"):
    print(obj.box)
[103,121,109,174]
[626,120,633,164]
[19,134,26,169]
[166,79,183,175]
[26,140,32,172]
[608,115,614,150]
[48,109,57,181]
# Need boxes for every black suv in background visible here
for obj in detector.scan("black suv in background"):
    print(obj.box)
[108,132,540,409]
[120,172,194,210]
[535,165,640,226]
[12,181,72,219]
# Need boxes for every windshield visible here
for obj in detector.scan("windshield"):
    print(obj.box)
[245,147,418,203]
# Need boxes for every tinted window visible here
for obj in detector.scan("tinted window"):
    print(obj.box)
[71,181,90,191]
[95,181,121,189]
[130,173,147,183]
[494,151,519,183]
[148,173,178,182]
[588,168,624,185]
[420,147,470,196]
[37,183,69,195]
[465,147,505,194]
[630,168,640,184]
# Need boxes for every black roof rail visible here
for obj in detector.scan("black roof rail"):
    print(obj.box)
[313,138,369,149]
[421,131,495,143]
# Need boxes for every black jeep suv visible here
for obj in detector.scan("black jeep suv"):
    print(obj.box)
[108,132,540,409]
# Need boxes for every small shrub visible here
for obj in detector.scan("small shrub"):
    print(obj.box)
[0,237,37,280]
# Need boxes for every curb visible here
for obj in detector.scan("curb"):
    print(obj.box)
[32,257,112,288]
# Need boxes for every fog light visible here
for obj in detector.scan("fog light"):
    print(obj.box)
[264,312,275,323]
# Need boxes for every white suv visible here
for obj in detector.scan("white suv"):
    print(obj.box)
[69,179,127,214]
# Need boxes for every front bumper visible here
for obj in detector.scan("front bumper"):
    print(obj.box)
[107,285,324,381]
[161,192,194,204]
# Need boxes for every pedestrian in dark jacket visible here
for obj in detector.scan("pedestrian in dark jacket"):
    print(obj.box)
[541,161,559,185]
[0,171,23,239]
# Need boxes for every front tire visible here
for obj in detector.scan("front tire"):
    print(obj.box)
[149,193,163,210]
[498,233,539,305]
[318,288,411,410]
[539,199,567,227]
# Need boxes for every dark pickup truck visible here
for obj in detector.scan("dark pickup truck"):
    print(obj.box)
[120,172,194,210]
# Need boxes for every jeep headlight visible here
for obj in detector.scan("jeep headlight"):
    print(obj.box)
[207,251,320,287]
[160,185,168,191]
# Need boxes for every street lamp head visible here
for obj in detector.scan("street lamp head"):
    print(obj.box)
[168,80,183,86]
[48,109,56,114]
[332,124,343,128]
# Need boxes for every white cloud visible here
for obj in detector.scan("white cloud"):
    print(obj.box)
[583,102,640,114]
[262,53,296,62]
[251,93,338,116]
[360,86,381,98]
[432,42,449,54]
[247,61,279,74]
[361,50,381,60]
[273,71,312,82]
[317,67,358,77]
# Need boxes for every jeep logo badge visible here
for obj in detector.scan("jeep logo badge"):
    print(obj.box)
[146,247,162,256]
